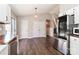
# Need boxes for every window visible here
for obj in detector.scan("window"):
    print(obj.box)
[11,17,16,38]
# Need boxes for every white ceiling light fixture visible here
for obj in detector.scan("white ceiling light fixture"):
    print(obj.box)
[34,7,38,18]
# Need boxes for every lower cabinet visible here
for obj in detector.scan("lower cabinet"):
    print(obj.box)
[70,36,79,55]
[9,39,17,55]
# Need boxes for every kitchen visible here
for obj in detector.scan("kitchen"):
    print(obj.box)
[0,4,79,55]
[54,4,79,55]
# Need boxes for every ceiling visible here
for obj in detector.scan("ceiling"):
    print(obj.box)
[10,4,56,16]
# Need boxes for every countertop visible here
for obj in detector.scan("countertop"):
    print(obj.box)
[0,36,17,44]
[0,45,8,52]
[69,34,79,38]
[8,37,17,44]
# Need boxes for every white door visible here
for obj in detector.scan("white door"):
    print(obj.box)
[33,20,40,37]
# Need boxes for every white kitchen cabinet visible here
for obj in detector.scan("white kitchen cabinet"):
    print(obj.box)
[70,36,79,55]
[66,8,74,15]
[59,5,79,24]
[58,12,64,17]
[0,4,11,22]
[59,8,74,17]
[74,6,79,24]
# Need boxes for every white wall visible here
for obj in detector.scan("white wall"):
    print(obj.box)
[17,17,29,38]
[17,14,52,38]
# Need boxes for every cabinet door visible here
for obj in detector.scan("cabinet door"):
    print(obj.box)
[70,36,76,54]
[58,12,64,17]
[10,41,17,55]
[66,9,74,15]
[70,36,79,55]
[74,6,79,24]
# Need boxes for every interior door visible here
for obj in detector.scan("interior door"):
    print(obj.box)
[33,20,40,37]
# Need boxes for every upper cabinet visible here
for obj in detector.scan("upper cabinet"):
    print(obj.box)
[0,4,11,23]
[66,6,79,24]
[59,5,79,24]
[74,6,79,24]
[59,9,74,17]
[66,8,74,15]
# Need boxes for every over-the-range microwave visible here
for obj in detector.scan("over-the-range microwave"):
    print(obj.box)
[73,28,79,35]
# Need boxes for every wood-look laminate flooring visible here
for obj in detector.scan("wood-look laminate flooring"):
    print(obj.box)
[19,37,63,55]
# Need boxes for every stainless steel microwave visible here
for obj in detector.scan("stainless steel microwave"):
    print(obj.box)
[73,28,79,35]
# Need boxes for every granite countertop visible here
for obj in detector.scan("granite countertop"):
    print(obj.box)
[69,34,79,38]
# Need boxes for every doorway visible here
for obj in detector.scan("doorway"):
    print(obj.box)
[46,19,50,37]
